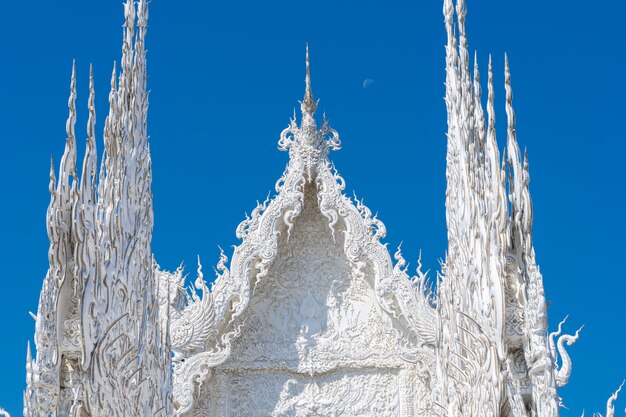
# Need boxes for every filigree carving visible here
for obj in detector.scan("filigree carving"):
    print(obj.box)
[220,369,400,417]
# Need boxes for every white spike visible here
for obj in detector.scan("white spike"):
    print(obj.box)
[81,64,97,195]
[58,61,78,194]
[301,42,317,115]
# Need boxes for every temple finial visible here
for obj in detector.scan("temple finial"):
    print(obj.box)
[301,42,317,115]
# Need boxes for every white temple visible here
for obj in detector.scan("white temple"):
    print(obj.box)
[21,0,623,416]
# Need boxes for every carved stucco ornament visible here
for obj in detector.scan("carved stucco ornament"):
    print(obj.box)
[166,44,439,416]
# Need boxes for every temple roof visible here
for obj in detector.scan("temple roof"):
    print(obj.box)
[167,46,438,414]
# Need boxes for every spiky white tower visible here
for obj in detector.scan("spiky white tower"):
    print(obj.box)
[23,1,171,416]
[433,0,587,415]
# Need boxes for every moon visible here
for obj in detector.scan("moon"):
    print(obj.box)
[362,79,374,88]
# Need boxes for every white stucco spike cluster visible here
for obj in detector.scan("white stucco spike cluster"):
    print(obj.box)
[20,0,622,416]
[23,1,171,416]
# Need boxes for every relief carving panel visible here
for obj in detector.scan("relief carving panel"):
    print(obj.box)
[223,186,403,372]
[212,369,400,417]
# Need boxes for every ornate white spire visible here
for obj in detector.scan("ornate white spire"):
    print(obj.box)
[278,44,340,180]
[436,0,587,416]
[24,1,171,416]
[301,42,317,116]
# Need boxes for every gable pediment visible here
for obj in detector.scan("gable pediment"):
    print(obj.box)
[165,51,439,415]
[221,184,407,373]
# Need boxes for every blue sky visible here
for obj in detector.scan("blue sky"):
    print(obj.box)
[0,0,625,415]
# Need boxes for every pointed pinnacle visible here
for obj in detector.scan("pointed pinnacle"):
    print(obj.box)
[487,54,495,122]
[473,50,479,74]
[306,42,311,92]
[67,60,77,133]
[111,61,117,92]
[61,61,78,181]
[301,42,317,115]
[88,64,96,136]
[504,53,516,134]
[523,147,529,169]
[89,63,94,87]
[443,0,454,25]
[49,156,56,181]
[473,51,481,96]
